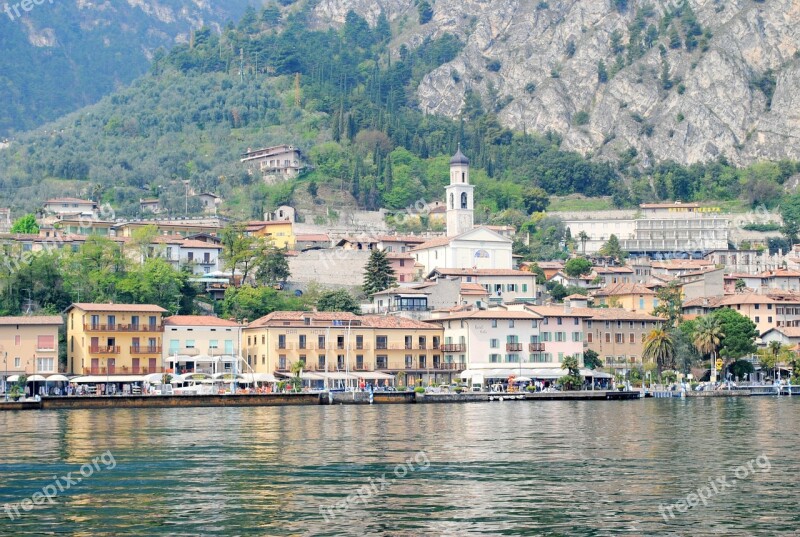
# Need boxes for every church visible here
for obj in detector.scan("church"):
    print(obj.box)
[412,148,514,274]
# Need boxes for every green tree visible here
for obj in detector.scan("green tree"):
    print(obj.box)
[729,359,755,380]
[643,328,675,372]
[117,258,186,313]
[220,223,262,285]
[220,285,304,321]
[363,249,397,296]
[129,224,160,261]
[652,282,683,329]
[577,231,589,255]
[692,315,724,379]
[10,214,39,234]
[583,349,603,370]
[317,289,361,313]
[710,308,757,360]
[558,354,582,390]
[417,0,433,23]
[528,263,546,285]
[522,186,550,214]
[564,257,593,277]
[598,234,626,262]
[597,60,608,83]
[255,247,290,286]
[780,192,800,245]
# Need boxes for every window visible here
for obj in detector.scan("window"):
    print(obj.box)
[558,352,564,363]
[185,340,195,349]
[508,320,515,328]
[572,332,582,342]
[377,355,388,369]
[629,333,635,344]
[318,335,326,349]
[506,354,520,363]
[318,355,325,369]
[768,316,773,323]
[754,316,760,323]
[491,320,498,328]
[490,339,499,348]
[299,335,306,349]
[14,357,20,368]
[405,355,413,368]
[376,336,388,350]
[490,354,501,363]
[224,340,234,354]
[356,335,364,349]
[209,339,218,349]
[531,320,538,328]
[522,284,528,292]
[278,335,286,349]
[541,332,551,342]
[615,334,624,344]
[131,316,139,329]
[574,318,580,326]
[169,339,179,353]
[587,333,593,343]
[278,355,286,370]
[107,315,116,329]
[37,335,55,351]
[557,317,563,325]
[37,357,54,373]
[605,333,611,343]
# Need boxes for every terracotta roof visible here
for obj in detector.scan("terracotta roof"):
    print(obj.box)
[565,294,589,300]
[295,233,330,242]
[361,316,440,329]
[758,269,800,277]
[386,252,415,260]
[246,311,362,328]
[163,315,241,327]
[522,261,564,269]
[431,309,542,321]
[371,286,430,296]
[682,296,727,308]
[651,260,714,269]
[68,303,168,313]
[460,282,489,295]
[593,283,656,296]
[594,266,634,274]
[0,316,63,325]
[761,327,800,338]
[586,308,661,321]
[411,235,452,251]
[178,239,223,249]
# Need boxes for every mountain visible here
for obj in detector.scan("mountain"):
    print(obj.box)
[0,0,261,136]
[0,1,797,219]
[309,0,800,167]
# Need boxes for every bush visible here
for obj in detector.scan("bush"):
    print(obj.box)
[414,386,426,393]
[574,111,590,126]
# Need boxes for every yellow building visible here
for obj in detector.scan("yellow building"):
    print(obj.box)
[592,283,659,314]
[242,311,447,385]
[245,221,295,249]
[0,316,63,377]
[66,303,167,375]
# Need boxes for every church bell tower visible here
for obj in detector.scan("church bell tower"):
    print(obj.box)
[445,146,474,237]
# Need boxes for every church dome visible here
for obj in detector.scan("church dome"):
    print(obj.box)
[449,147,469,165]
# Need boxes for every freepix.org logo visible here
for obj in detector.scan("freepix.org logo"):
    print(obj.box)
[3,0,55,22]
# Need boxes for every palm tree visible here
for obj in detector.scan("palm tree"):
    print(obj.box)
[578,231,589,255]
[289,359,305,393]
[692,316,724,383]
[643,328,675,372]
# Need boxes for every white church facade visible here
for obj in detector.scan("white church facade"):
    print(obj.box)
[412,148,514,274]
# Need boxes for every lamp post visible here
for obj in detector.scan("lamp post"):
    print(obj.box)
[3,351,7,402]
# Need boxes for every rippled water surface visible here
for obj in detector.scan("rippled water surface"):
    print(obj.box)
[1,398,799,536]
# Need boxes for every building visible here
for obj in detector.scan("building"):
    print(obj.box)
[66,303,167,375]
[594,266,635,286]
[295,233,330,251]
[241,145,305,182]
[112,217,225,238]
[140,199,161,214]
[411,149,513,273]
[563,202,730,257]
[245,220,295,249]
[0,208,11,232]
[265,205,295,222]
[368,278,488,318]
[162,315,242,374]
[682,292,800,335]
[242,311,447,386]
[388,252,416,283]
[198,193,222,214]
[759,327,800,348]
[427,268,537,305]
[376,235,427,253]
[582,309,663,375]
[0,316,63,378]
[43,198,98,217]
[592,283,658,313]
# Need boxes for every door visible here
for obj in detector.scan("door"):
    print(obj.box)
[107,358,116,375]
[91,358,99,375]
[148,358,157,373]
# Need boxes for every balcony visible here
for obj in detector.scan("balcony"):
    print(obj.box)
[506,343,523,352]
[529,343,545,352]
[84,324,160,332]
[439,344,465,352]
[130,346,162,354]
[85,366,164,375]
[89,346,120,354]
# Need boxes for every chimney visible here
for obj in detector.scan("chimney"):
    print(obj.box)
[564,301,572,314]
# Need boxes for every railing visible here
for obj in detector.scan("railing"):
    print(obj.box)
[439,344,465,352]
[506,343,523,352]
[529,343,545,352]
[89,346,120,354]
[84,324,161,332]
[130,346,162,354]
[85,366,163,375]
[198,258,217,265]
[354,364,371,371]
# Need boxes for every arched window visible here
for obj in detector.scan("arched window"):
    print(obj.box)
[450,193,454,209]
[461,192,468,209]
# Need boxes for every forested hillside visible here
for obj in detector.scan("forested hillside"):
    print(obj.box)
[0,0,258,135]
[0,3,797,219]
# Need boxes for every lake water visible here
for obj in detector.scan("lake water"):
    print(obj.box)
[0,398,798,536]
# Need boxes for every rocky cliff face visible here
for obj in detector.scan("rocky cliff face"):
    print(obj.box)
[310,0,800,167]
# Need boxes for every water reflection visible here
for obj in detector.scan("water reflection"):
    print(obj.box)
[0,398,798,535]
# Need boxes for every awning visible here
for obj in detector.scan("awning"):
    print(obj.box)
[47,374,70,382]
[316,372,359,381]
[26,375,47,382]
[70,375,146,383]
[6,375,19,382]
[244,373,278,383]
[459,368,613,380]
[275,371,326,381]
[353,371,395,380]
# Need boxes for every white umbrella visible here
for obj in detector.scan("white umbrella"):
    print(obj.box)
[6,375,19,382]
[47,374,70,382]
[26,375,47,382]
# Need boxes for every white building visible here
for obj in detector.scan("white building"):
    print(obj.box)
[43,197,97,217]
[427,268,537,305]
[163,315,243,374]
[411,149,513,274]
